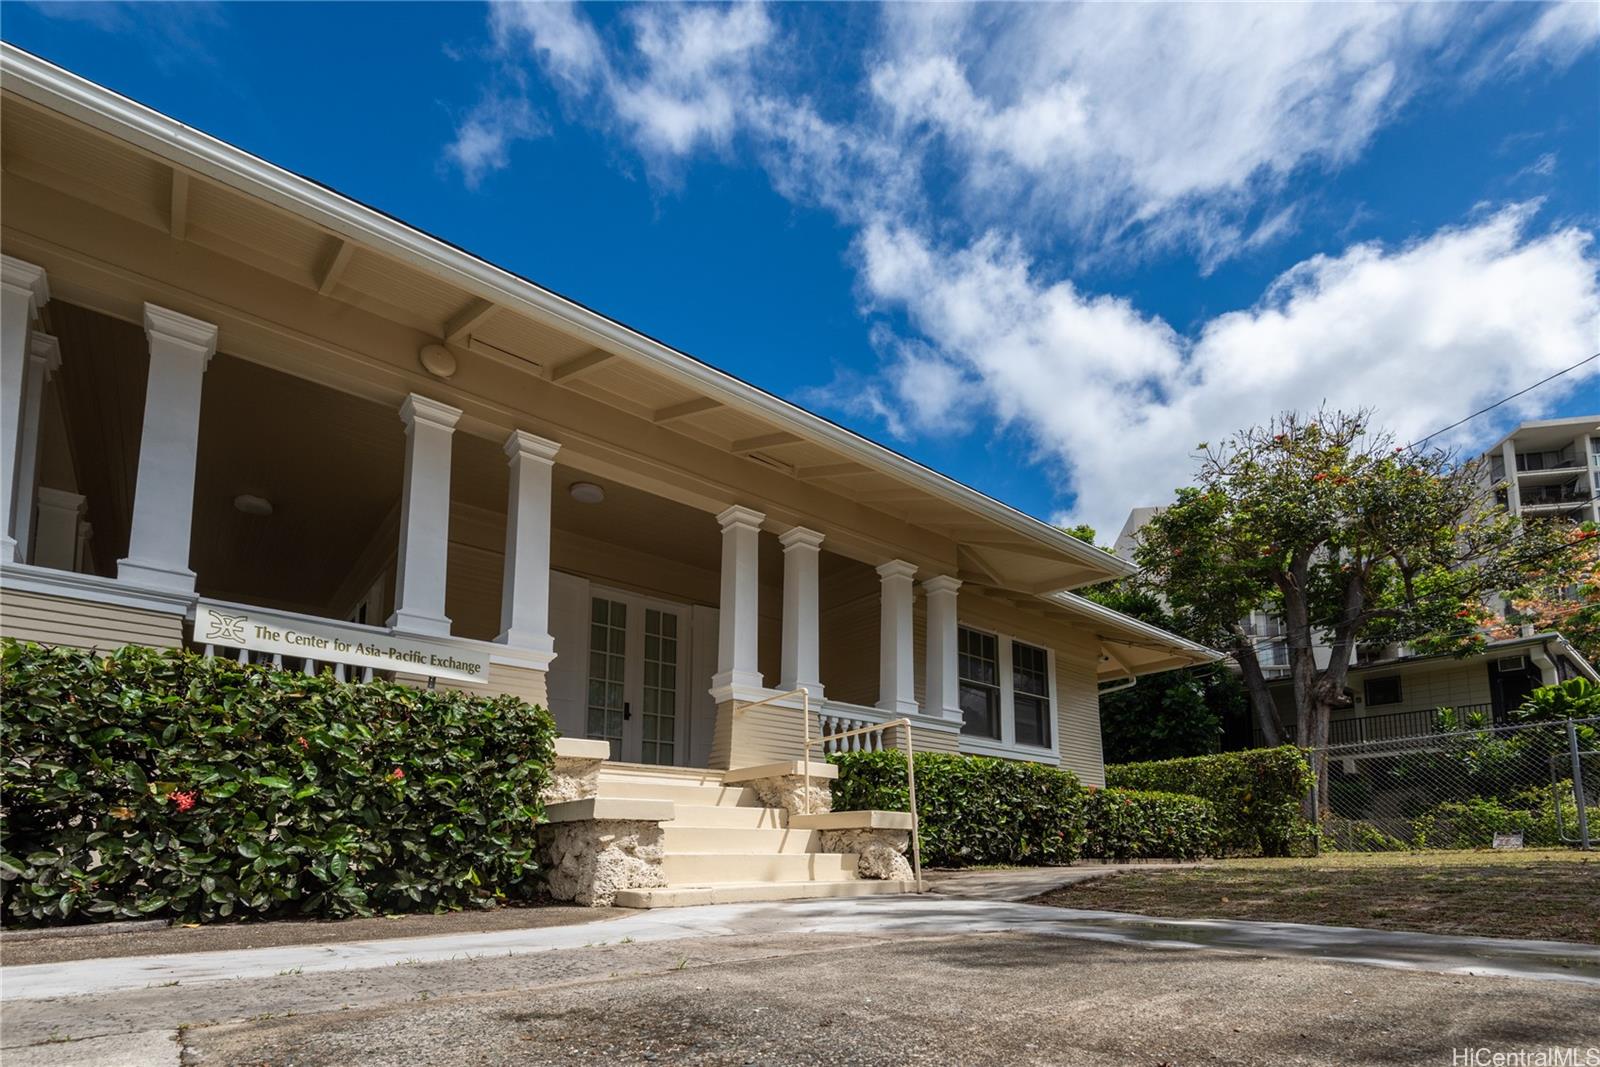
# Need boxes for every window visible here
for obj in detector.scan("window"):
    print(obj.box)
[1363,675,1401,707]
[958,627,1000,739]
[1011,641,1051,747]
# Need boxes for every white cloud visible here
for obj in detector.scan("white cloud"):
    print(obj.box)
[1509,1,1600,70]
[490,0,605,88]
[445,94,543,187]
[854,206,1600,537]
[451,3,1600,538]
[865,3,1462,260]
[483,1,773,169]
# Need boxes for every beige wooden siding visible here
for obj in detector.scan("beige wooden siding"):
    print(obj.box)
[910,723,960,753]
[709,700,809,769]
[1054,651,1106,786]
[819,589,878,706]
[0,588,184,650]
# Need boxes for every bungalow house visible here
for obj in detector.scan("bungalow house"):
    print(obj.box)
[0,47,1215,905]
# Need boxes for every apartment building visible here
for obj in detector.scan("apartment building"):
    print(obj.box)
[1484,415,1600,523]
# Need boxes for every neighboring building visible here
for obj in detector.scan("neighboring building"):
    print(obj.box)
[1482,415,1600,524]
[1262,632,1598,747]
[0,49,1216,905]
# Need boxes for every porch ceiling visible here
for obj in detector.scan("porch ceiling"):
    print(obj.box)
[0,58,1131,599]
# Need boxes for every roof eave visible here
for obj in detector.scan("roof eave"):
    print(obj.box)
[0,43,1128,586]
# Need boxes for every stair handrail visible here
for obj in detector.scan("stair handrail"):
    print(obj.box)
[734,687,923,892]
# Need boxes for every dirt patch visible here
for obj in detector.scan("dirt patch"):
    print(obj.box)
[1033,850,1600,944]
[0,904,625,967]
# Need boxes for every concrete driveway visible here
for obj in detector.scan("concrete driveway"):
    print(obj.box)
[5,896,1598,1065]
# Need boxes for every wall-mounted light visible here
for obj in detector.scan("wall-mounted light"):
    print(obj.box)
[569,482,605,505]
[234,494,274,516]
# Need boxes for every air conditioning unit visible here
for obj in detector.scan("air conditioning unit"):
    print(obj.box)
[1497,655,1528,673]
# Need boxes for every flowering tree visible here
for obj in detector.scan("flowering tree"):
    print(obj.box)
[1132,410,1575,811]
[1489,523,1600,664]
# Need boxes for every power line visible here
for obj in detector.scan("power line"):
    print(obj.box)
[1411,351,1600,449]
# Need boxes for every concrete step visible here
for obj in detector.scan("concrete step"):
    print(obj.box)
[662,851,858,885]
[598,781,758,807]
[613,879,918,909]
[669,804,789,829]
[598,764,727,788]
[662,825,821,854]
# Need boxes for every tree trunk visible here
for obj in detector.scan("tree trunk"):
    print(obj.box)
[1279,554,1323,823]
[1300,691,1333,822]
[1230,636,1285,747]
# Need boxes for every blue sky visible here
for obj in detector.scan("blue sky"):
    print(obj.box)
[5,2,1599,536]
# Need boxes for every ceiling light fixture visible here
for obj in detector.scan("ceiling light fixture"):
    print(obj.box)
[569,482,605,505]
[419,343,457,379]
[234,494,273,516]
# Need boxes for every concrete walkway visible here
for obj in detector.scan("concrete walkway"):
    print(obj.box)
[7,894,1597,1001]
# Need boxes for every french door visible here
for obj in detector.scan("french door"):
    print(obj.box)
[585,590,689,765]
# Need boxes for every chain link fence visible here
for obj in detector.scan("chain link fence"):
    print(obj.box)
[1312,716,1597,852]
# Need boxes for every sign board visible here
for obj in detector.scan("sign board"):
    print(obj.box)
[195,601,490,684]
[1491,832,1524,850]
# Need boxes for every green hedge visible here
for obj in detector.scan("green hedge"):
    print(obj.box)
[829,751,1086,867]
[1083,788,1219,861]
[1105,746,1313,856]
[1,640,557,927]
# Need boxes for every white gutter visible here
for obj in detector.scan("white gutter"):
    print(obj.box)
[0,43,1133,587]
[1045,589,1223,663]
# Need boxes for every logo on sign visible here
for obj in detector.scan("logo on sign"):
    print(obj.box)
[204,612,248,643]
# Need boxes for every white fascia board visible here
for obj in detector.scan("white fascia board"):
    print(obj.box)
[0,44,1132,589]
[1044,589,1224,664]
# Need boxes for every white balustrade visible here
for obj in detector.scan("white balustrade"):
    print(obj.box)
[817,703,893,754]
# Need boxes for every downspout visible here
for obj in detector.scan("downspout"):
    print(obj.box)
[1528,640,1560,687]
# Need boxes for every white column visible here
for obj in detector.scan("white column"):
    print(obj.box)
[1,256,49,563]
[496,429,560,653]
[712,504,765,695]
[779,526,825,700]
[1501,440,1521,515]
[876,559,919,716]
[118,304,217,593]
[32,487,85,571]
[922,575,963,723]
[13,333,61,562]
[387,394,461,636]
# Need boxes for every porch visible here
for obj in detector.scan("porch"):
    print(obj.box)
[0,277,1058,774]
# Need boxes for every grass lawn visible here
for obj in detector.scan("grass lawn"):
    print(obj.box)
[1035,849,1600,944]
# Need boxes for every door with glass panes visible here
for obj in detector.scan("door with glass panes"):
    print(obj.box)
[585,591,689,764]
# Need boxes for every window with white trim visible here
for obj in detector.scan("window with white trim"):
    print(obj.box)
[1011,640,1051,747]
[957,625,1058,755]
[958,627,1001,739]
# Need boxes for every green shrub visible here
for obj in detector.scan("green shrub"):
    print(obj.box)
[1,640,557,926]
[1082,788,1219,861]
[1409,783,1579,850]
[829,751,1086,867]
[1319,816,1410,853]
[1105,746,1314,856]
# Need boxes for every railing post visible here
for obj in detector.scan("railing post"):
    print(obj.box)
[904,725,922,893]
[803,687,812,818]
[1570,720,1592,850]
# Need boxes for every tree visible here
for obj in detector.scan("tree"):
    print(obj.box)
[1131,409,1576,811]
[1063,527,1242,762]
[1490,522,1600,664]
